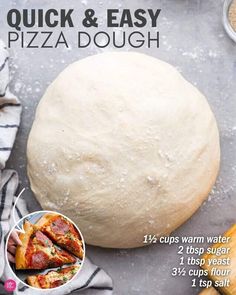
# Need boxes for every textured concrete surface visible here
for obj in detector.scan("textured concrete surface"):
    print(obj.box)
[0,0,236,294]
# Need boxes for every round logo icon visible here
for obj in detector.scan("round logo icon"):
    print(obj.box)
[4,279,16,292]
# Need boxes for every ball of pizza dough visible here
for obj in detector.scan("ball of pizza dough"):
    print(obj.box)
[27,52,220,248]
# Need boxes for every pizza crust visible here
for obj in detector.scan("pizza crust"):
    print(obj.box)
[35,212,55,227]
[15,221,34,269]
[26,275,41,288]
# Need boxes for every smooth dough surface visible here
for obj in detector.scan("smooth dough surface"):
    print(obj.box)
[27,52,220,248]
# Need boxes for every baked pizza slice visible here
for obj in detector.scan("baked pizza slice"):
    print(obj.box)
[36,213,84,259]
[15,220,76,270]
[26,265,80,289]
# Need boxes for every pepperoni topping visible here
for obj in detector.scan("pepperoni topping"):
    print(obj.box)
[25,239,34,265]
[37,275,47,288]
[30,251,49,269]
[51,280,64,288]
[35,231,53,247]
[50,217,69,235]
[58,248,76,262]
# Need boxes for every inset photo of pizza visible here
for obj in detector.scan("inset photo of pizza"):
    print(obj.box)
[6,211,85,290]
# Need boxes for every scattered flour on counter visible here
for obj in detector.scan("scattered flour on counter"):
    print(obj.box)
[81,0,88,5]
[14,81,22,93]
[26,86,32,93]
[161,16,173,26]
[208,50,218,58]
[161,37,172,51]
[203,175,236,209]
[182,51,198,59]
[181,47,220,62]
